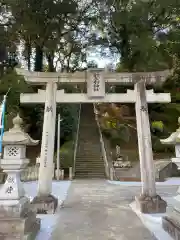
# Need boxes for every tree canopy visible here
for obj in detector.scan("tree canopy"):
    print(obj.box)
[0,0,180,156]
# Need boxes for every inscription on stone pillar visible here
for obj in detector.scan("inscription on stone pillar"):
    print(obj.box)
[140,106,147,112]
[43,103,53,168]
[5,186,13,194]
[46,106,53,112]
[7,176,14,183]
[44,131,48,168]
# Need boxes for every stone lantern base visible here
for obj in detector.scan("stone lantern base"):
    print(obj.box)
[0,197,40,240]
[162,206,180,239]
[162,216,180,239]
[135,194,167,213]
[31,194,58,214]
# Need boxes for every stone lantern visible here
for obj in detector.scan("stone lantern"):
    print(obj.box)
[160,117,180,239]
[0,114,40,239]
[160,117,180,169]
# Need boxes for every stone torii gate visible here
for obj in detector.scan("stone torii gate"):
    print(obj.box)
[16,68,171,214]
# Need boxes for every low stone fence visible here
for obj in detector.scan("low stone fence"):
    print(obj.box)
[155,160,179,181]
[0,165,73,184]
[0,165,41,183]
[109,159,180,182]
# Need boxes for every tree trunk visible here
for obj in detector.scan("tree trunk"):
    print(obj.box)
[47,51,55,72]
[34,45,43,72]
[25,41,31,71]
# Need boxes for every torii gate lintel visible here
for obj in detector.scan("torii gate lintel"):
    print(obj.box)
[20,89,171,104]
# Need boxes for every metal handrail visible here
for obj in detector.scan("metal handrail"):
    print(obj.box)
[93,104,110,178]
[73,104,81,177]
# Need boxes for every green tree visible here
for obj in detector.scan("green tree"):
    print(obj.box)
[97,0,180,71]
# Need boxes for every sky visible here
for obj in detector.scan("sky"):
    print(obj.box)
[18,43,119,70]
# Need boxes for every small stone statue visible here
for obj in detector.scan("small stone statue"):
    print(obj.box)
[116,145,121,159]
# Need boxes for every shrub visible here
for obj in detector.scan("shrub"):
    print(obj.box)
[54,141,74,169]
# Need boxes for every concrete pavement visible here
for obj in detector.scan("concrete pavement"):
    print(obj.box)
[51,180,164,240]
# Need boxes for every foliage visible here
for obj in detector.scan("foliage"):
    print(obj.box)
[0,70,33,127]
[57,103,79,141]
[3,0,98,72]
[151,121,164,132]
[1,0,180,158]
[55,141,74,168]
[0,69,80,142]
[152,135,174,153]
[103,124,130,147]
[98,103,131,147]
[94,0,180,71]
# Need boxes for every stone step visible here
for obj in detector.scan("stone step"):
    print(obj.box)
[75,172,105,175]
[79,124,98,127]
[76,168,104,170]
[77,155,102,157]
[76,156,104,160]
[78,139,99,141]
[76,164,104,166]
[76,156,103,158]
[75,167,104,170]
[77,145,101,147]
[76,160,104,162]
[75,165,104,168]
[79,123,97,126]
[76,151,102,154]
[79,130,98,133]
[76,149,102,152]
[75,170,105,173]
[76,155,102,158]
[75,175,105,179]
[75,103,105,179]
[76,165,104,171]
[75,162,104,165]
[79,131,99,134]
[75,160,104,163]
[77,148,101,151]
[78,139,100,142]
[75,176,105,178]
[76,157,103,159]
[78,142,100,144]
[76,147,102,150]
[76,171,105,173]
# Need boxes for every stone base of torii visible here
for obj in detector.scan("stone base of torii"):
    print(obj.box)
[16,68,171,214]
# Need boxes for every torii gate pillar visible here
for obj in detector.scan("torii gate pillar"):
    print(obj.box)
[32,82,58,214]
[134,81,167,213]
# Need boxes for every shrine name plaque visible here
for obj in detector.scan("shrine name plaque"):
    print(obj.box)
[87,69,105,98]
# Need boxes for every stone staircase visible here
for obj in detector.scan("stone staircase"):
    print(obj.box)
[75,104,105,179]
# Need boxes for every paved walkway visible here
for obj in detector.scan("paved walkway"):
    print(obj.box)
[52,180,160,240]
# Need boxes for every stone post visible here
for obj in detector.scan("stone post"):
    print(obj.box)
[160,117,180,238]
[135,81,167,213]
[0,114,40,239]
[69,167,73,180]
[32,82,58,214]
